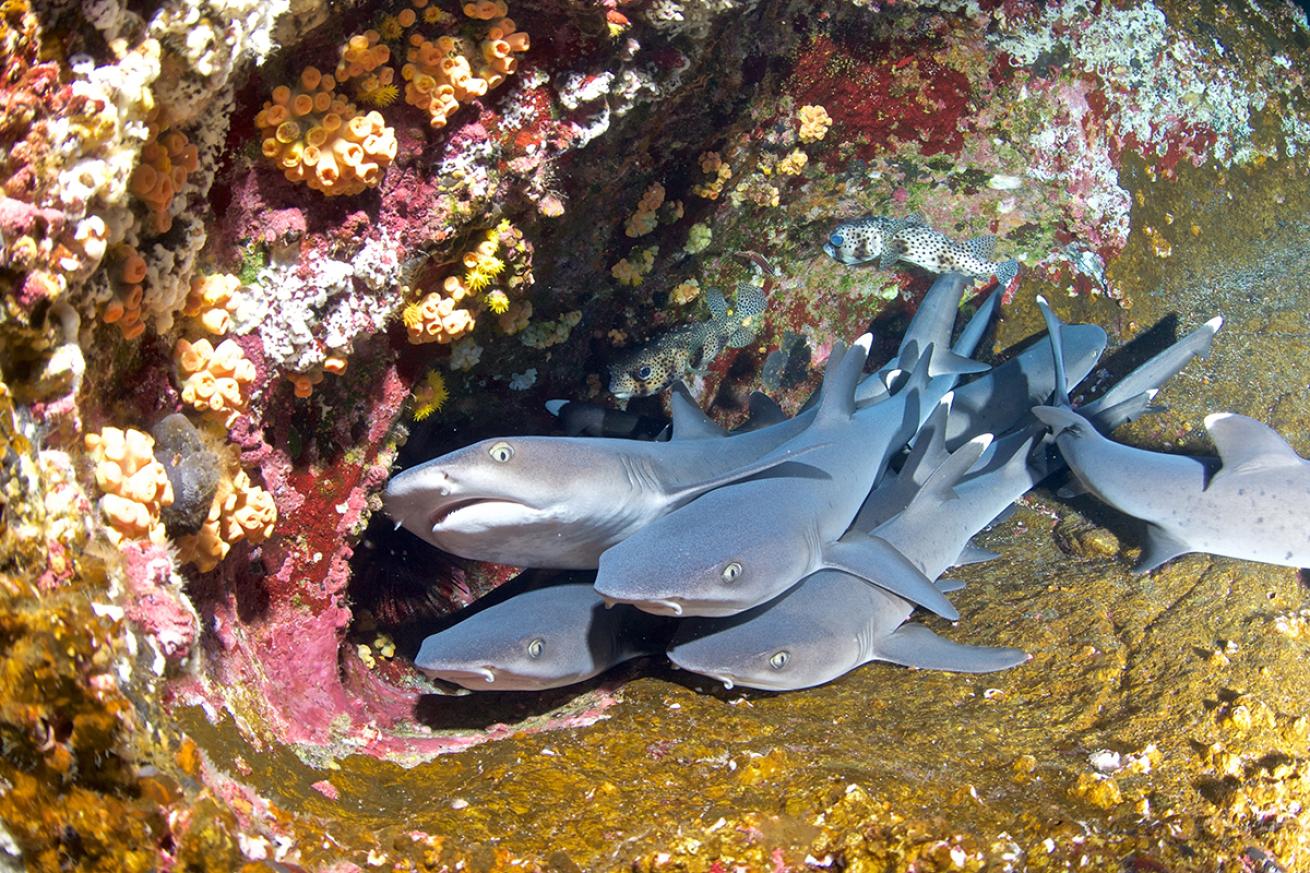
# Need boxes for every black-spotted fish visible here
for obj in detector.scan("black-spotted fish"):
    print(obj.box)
[825,214,1019,287]
[823,214,927,266]
[608,282,767,399]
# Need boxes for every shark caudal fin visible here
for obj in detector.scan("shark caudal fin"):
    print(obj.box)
[1030,405,1089,437]
[952,286,1002,359]
[904,433,993,510]
[1081,315,1223,424]
[1034,295,1071,408]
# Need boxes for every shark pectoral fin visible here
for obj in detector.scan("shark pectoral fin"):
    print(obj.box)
[672,443,833,501]
[875,624,1028,673]
[669,382,728,440]
[1133,524,1192,574]
[934,578,966,593]
[746,392,787,428]
[963,235,997,259]
[954,543,1000,566]
[927,349,990,378]
[823,533,960,621]
[1204,413,1304,486]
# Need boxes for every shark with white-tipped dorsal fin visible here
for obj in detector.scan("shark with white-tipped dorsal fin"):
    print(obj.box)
[1028,297,1298,572]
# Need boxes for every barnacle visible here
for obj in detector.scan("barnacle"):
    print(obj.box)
[84,427,175,546]
[255,66,399,195]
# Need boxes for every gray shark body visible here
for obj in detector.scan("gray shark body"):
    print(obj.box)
[414,583,671,691]
[1029,298,1273,572]
[667,433,1031,690]
[595,339,958,620]
[383,403,820,569]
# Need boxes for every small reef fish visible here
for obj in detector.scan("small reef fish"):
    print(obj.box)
[825,214,1020,287]
[415,583,672,691]
[1031,296,1305,572]
[608,282,767,399]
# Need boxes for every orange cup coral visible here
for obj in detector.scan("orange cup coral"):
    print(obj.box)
[84,427,175,546]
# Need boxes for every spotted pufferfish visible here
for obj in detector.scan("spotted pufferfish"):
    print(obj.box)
[824,214,1020,287]
[608,282,767,399]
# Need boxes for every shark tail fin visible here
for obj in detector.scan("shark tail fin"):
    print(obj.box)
[1034,295,1071,407]
[1031,405,1087,436]
[952,286,1001,358]
[816,334,873,423]
[1081,315,1223,420]
[929,348,990,378]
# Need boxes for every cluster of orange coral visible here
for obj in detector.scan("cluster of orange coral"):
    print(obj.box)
[129,127,199,234]
[256,66,399,195]
[624,182,665,238]
[183,272,241,335]
[176,469,278,572]
[401,13,529,128]
[336,30,399,108]
[101,246,148,340]
[692,151,733,200]
[403,278,478,344]
[84,427,174,546]
[175,338,257,425]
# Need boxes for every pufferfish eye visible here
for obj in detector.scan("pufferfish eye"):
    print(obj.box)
[527,638,544,659]
[769,650,789,670]
[635,365,654,380]
[829,233,845,247]
[721,561,742,582]
[488,441,514,462]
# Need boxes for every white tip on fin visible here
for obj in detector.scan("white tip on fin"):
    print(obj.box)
[853,332,874,354]
[1203,412,1233,428]
[1205,315,1224,331]
[544,399,568,416]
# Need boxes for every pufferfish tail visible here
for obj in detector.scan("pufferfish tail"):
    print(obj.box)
[722,281,768,348]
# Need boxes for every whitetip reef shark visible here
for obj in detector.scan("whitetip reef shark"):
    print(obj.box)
[594,338,959,620]
[1030,296,1304,572]
[414,583,671,691]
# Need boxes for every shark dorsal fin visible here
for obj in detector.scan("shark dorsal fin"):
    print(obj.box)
[668,382,727,440]
[898,393,953,489]
[746,392,787,428]
[816,335,872,424]
[963,235,996,259]
[1205,413,1303,483]
[907,433,992,508]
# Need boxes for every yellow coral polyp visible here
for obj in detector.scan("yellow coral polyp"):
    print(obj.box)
[692,152,733,200]
[84,427,174,546]
[175,338,257,425]
[624,182,666,238]
[256,66,398,196]
[777,148,808,175]
[411,370,449,421]
[611,246,658,286]
[484,289,510,314]
[797,103,833,143]
[184,273,241,335]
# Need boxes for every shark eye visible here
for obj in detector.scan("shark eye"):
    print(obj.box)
[488,441,514,463]
[769,650,789,670]
[829,233,844,247]
[527,638,544,659]
[635,365,653,380]
[721,561,742,582]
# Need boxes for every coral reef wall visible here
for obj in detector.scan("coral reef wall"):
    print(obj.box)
[3,0,1310,867]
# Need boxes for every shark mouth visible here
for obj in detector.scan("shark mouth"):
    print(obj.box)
[429,498,538,532]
